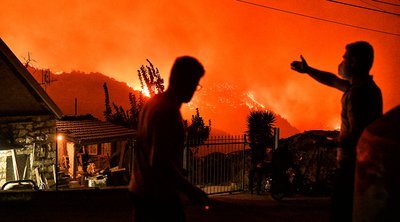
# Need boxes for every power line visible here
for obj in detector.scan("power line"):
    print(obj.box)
[372,0,400,7]
[236,0,400,37]
[327,0,400,16]
[359,0,385,10]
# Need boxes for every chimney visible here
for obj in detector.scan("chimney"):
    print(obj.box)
[74,98,78,116]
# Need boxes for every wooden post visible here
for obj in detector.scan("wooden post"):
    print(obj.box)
[11,149,20,180]
[119,141,126,169]
[67,142,76,179]
[22,156,30,179]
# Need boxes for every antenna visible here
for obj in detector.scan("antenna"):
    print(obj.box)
[22,52,37,68]
[41,69,57,91]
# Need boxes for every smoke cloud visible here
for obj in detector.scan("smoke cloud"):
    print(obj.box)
[1,0,399,133]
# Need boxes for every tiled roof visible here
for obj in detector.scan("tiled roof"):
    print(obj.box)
[56,116,136,145]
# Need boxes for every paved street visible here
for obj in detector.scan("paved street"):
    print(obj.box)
[0,189,331,222]
[187,192,331,222]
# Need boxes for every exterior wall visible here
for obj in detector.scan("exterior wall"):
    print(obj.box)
[0,115,57,189]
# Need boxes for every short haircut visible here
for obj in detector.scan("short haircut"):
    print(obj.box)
[169,56,205,87]
[346,41,374,73]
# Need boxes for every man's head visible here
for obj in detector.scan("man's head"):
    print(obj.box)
[168,56,205,103]
[338,41,374,80]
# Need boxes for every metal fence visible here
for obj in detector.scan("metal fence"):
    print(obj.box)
[184,135,248,195]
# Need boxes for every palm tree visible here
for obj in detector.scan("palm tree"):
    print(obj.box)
[246,110,276,194]
[246,110,276,148]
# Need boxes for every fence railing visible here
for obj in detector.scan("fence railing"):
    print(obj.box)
[184,135,248,195]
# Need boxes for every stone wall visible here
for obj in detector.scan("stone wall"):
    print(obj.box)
[0,115,57,189]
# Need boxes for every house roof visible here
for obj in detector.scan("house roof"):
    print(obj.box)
[280,130,339,149]
[56,115,136,145]
[0,38,62,119]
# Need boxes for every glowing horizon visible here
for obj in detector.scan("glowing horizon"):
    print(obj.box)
[1,0,399,134]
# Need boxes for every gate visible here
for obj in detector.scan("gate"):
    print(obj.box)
[184,135,248,195]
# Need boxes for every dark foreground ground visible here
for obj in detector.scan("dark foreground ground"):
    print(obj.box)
[0,188,331,222]
[187,192,331,222]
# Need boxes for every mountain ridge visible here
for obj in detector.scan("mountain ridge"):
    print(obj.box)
[30,68,300,138]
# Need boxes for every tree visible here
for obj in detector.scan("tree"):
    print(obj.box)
[184,108,211,145]
[246,110,276,148]
[103,59,209,140]
[103,82,128,127]
[128,91,145,129]
[103,82,145,129]
[137,59,165,97]
[103,82,113,121]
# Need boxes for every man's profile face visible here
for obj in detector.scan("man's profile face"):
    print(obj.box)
[181,77,201,103]
[338,51,353,80]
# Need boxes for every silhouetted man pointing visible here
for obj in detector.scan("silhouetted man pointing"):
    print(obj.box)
[291,41,382,222]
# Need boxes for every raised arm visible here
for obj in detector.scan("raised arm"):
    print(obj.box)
[291,55,350,92]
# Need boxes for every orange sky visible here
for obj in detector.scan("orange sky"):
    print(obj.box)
[1,0,399,134]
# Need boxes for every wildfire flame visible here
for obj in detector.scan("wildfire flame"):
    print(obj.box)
[126,82,151,98]
[244,91,265,110]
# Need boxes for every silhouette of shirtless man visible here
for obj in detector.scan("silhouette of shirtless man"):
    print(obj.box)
[129,56,209,222]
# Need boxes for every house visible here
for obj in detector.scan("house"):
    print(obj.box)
[56,114,135,187]
[0,37,136,190]
[0,38,135,221]
[0,38,63,189]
